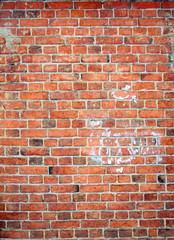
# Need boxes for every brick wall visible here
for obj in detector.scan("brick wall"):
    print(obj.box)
[0,0,174,239]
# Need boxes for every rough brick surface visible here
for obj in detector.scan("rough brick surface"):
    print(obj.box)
[0,0,174,239]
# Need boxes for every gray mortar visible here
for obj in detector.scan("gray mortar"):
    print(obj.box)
[0,28,19,52]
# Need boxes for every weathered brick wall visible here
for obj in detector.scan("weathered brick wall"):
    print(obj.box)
[0,0,174,239]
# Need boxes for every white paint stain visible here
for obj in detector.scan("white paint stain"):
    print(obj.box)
[90,132,94,137]
[89,121,102,128]
[116,167,123,173]
[0,28,19,52]
[151,131,161,136]
[158,157,163,163]
[102,131,111,137]
[116,157,130,165]
[132,95,137,104]
[128,148,138,156]
[90,148,96,156]
[107,158,114,165]
[111,91,130,99]
[122,85,130,91]
[22,30,30,35]
[98,148,102,156]
[91,156,102,164]
[117,148,123,156]
[142,147,149,156]
[111,91,121,99]
[113,132,122,137]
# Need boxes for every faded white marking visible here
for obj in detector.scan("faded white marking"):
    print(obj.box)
[132,95,137,104]
[91,156,102,164]
[122,85,130,91]
[102,131,111,137]
[89,121,102,128]
[116,167,123,173]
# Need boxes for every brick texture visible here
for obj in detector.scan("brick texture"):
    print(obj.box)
[0,0,174,239]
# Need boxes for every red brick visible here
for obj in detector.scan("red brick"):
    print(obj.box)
[0,231,28,239]
[0,212,27,220]
[110,220,138,228]
[112,55,137,63]
[82,220,108,228]
[45,2,72,9]
[104,1,130,9]
[0,2,15,9]
[111,184,139,192]
[71,10,84,18]
[48,203,76,210]
[78,203,105,210]
[140,220,164,227]
[80,19,108,26]
[139,110,164,118]
[41,11,55,18]
[75,2,102,9]
[20,19,48,27]
[100,10,113,18]
[79,167,105,174]
[109,110,137,118]
[36,37,64,45]
[108,202,135,210]
[132,2,160,9]
[162,2,174,8]
[129,10,142,18]
[0,19,18,27]
[52,221,80,228]
[50,19,78,26]
[0,176,27,183]
[96,37,123,44]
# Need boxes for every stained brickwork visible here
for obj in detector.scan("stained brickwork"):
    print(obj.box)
[0,1,174,239]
